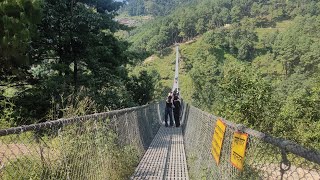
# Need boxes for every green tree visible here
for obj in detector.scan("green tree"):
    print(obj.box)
[126,70,159,105]
[0,0,41,83]
[230,6,241,23]
[131,0,146,16]
[9,0,139,125]
[190,53,220,110]
[273,16,320,75]
[195,18,206,34]
[215,60,275,130]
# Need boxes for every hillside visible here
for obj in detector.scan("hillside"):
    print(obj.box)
[1,0,318,178]
[1,0,319,151]
[127,0,320,54]
[130,15,320,150]
[115,15,153,27]
[119,0,196,16]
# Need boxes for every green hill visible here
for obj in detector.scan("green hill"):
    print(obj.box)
[130,15,320,150]
[1,0,319,151]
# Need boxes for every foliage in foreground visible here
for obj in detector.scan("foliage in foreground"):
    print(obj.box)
[1,126,140,180]
[1,97,141,180]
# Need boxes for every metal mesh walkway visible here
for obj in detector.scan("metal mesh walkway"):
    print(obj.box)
[131,126,189,180]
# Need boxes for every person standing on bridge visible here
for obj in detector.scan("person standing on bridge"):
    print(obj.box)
[173,95,181,127]
[164,92,174,127]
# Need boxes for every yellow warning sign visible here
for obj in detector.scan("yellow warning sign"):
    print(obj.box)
[230,132,248,171]
[211,119,226,165]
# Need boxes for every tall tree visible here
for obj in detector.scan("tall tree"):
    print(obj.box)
[0,0,41,84]
[9,0,135,124]
[31,0,126,91]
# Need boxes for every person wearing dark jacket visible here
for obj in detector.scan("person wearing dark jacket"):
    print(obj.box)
[164,92,174,127]
[173,95,181,127]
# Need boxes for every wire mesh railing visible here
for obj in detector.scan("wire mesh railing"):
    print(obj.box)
[0,102,162,180]
[1,100,319,179]
[182,105,320,180]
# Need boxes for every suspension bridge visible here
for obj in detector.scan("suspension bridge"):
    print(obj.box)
[0,46,319,179]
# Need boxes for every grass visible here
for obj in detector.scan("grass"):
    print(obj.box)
[129,40,202,102]
[0,131,35,144]
[255,20,293,39]
[115,13,154,27]
[252,20,292,76]
[129,33,242,104]
[129,19,294,104]
[2,87,18,98]
[0,121,141,180]
[0,96,142,180]
[252,53,284,76]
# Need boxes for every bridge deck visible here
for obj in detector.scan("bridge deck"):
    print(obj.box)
[131,126,189,180]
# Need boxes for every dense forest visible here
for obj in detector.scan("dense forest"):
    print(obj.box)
[120,0,195,16]
[128,0,320,53]
[3,0,319,178]
[0,0,158,127]
[123,0,320,149]
[1,0,319,150]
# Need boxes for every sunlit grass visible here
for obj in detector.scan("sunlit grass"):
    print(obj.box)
[256,20,293,39]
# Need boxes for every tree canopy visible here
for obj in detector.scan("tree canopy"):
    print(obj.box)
[126,0,320,149]
[0,0,159,126]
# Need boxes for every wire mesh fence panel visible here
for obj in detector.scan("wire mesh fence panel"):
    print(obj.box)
[182,105,320,180]
[1,101,318,179]
[0,103,161,180]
